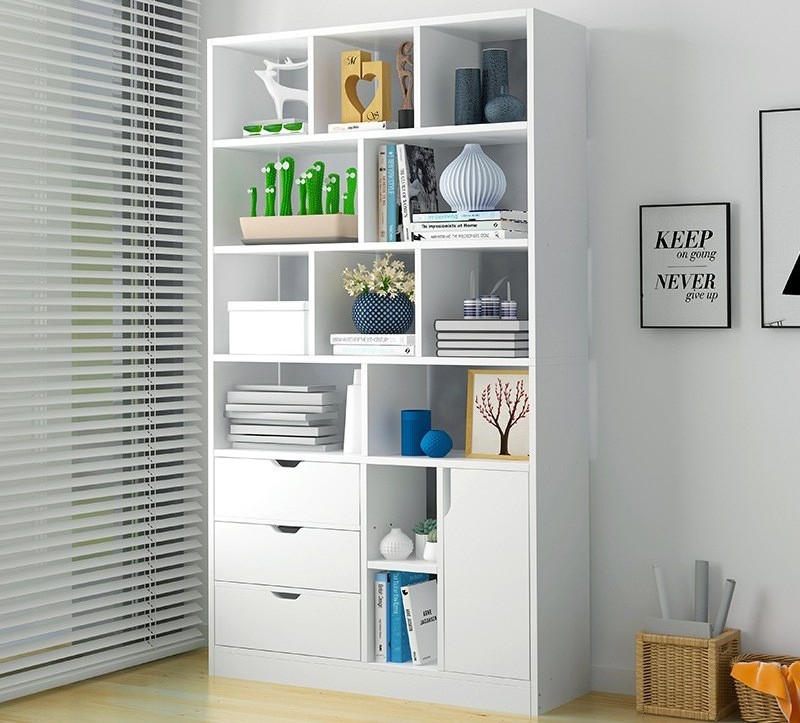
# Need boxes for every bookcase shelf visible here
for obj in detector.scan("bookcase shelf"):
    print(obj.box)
[208,8,589,717]
[212,121,528,151]
[366,559,438,574]
[213,238,529,254]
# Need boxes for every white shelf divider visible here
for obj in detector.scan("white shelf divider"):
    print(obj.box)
[367,559,437,574]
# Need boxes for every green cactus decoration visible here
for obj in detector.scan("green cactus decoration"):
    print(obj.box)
[325,173,340,214]
[428,529,438,543]
[296,175,308,216]
[261,162,277,217]
[278,156,295,216]
[308,161,325,215]
[247,186,257,217]
[303,167,319,215]
[412,518,437,535]
[343,166,357,215]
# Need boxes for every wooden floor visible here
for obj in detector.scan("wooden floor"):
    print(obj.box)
[0,648,741,722]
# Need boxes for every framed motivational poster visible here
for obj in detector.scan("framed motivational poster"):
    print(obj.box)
[760,108,800,328]
[640,203,731,328]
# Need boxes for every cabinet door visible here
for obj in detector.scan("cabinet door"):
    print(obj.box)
[443,468,529,680]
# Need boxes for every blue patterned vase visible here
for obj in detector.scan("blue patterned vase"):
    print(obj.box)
[485,85,525,123]
[481,48,509,122]
[420,429,453,458]
[454,67,482,125]
[352,292,414,335]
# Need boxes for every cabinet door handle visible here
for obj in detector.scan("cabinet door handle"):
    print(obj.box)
[271,525,302,534]
[273,459,301,469]
[269,590,301,600]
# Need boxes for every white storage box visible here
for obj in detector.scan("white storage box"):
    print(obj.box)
[228,301,309,355]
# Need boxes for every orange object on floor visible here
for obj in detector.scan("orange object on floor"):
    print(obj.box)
[731,660,800,723]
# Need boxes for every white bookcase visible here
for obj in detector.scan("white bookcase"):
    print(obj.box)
[207,9,588,716]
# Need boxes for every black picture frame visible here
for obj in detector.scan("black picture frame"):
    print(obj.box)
[639,202,731,329]
[760,108,800,328]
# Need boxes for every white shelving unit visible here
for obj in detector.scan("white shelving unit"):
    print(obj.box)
[207,8,588,716]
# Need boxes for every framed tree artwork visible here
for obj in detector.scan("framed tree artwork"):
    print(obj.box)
[466,369,530,460]
[639,202,731,328]
[760,108,800,328]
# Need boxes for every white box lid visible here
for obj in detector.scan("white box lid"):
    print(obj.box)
[228,301,309,311]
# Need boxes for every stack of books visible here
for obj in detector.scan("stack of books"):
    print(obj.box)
[434,319,529,357]
[377,143,438,243]
[225,384,343,451]
[410,209,527,241]
[330,333,415,357]
[375,572,437,665]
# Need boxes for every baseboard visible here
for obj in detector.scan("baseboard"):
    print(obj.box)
[213,645,532,716]
[590,664,635,695]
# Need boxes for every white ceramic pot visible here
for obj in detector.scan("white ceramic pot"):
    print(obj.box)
[379,527,413,560]
[439,143,506,212]
[423,541,438,562]
[415,533,427,559]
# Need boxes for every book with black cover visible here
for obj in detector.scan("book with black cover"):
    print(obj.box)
[397,144,438,242]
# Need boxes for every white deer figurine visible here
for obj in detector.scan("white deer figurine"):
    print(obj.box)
[255,57,309,119]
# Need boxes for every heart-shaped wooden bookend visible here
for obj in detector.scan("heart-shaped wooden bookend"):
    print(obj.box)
[341,50,391,124]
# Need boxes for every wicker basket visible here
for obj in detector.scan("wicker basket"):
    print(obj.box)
[636,628,740,720]
[732,652,800,722]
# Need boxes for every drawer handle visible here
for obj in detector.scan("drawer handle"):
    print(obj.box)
[270,591,301,600]
[271,525,302,534]
[274,459,301,469]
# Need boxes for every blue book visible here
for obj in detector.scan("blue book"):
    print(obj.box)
[375,571,389,662]
[386,143,398,242]
[388,571,429,662]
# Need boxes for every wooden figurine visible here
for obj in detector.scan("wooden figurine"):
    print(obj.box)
[396,41,414,128]
[341,50,391,123]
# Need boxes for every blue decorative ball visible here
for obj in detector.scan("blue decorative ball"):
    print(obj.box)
[420,429,453,458]
[352,292,414,335]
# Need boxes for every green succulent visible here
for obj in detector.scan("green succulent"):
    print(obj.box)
[427,529,437,543]
[412,518,437,535]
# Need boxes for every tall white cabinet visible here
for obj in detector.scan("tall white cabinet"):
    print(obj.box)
[207,9,588,716]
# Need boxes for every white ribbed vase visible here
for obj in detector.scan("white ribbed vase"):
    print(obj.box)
[439,143,506,212]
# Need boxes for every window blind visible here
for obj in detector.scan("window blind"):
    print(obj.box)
[0,0,204,702]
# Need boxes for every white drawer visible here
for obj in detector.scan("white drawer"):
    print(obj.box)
[215,521,360,593]
[215,582,360,660]
[215,458,360,527]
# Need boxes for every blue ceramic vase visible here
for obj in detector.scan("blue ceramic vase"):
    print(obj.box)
[485,84,525,123]
[454,67,482,125]
[352,292,414,335]
[420,429,453,458]
[481,48,509,122]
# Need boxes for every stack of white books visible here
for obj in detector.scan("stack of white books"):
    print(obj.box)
[434,319,529,357]
[330,333,415,357]
[225,384,343,451]
[410,210,527,241]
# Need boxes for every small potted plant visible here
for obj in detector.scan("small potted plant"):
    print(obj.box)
[342,253,415,335]
[412,518,436,559]
[423,528,438,562]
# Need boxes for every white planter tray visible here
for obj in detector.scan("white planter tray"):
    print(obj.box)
[240,214,358,244]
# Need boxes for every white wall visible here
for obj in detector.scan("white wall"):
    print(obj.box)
[203,0,800,694]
